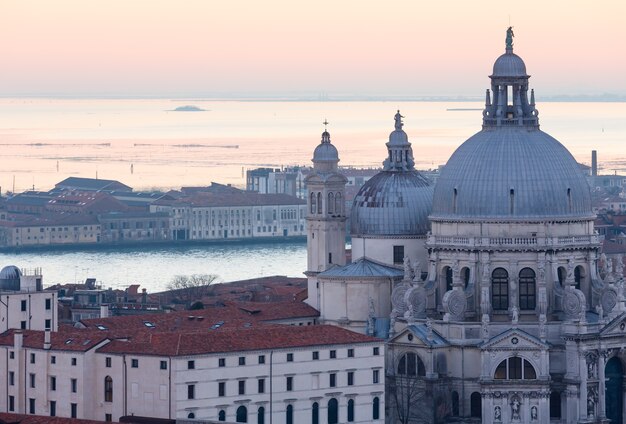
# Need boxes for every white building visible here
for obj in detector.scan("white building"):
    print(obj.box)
[0,266,58,333]
[0,323,384,424]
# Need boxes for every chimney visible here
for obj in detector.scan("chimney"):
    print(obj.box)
[44,329,51,350]
[14,331,23,351]
[592,150,598,176]
[100,305,109,319]
[142,289,147,304]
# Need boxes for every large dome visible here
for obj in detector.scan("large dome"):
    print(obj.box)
[312,131,339,163]
[431,127,592,220]
[351,171,433,236]
[351,111,433,236]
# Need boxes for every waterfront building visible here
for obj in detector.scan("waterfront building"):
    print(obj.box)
[54,177,132,193]
[98,211,170,244]
[0,215,101,247]
[151,189,306,241]
[246,167,303,198]
[0,266,58,333]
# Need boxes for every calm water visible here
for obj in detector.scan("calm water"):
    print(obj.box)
[1,99,625,193]
[0,99,625,289]
[0,240,308,291]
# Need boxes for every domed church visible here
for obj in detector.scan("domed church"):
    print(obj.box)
[390,29,626,424]
[305,28,626,424]
[305,114,433,335]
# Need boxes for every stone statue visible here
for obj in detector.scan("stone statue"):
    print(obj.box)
[616,255,624,279]
[531,405,538,421]
[511,306,519,325]
[494,406,502,422]
[481,313,490,340]
[452,259,460,281]
[404,303,415,322]
[426,318,433,340]
[600,253,608,276]
[567,256,575,283]
[403,257,412,281]
[596,304,604,321]
[506,27,515,50]
[607,256,614,275]
[587,393,595,418]
[412,261,422,282]
[367,297,376,335]
[511,396,521,420]
[394,110,404,130]
[587,359,595,379]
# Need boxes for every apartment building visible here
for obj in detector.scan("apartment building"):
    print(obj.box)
[0,325,384,424]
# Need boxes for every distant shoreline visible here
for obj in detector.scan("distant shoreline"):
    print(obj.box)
[1,96,625,103]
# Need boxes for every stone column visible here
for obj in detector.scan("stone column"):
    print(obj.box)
[579,352,588,419]
[598,351,607,418]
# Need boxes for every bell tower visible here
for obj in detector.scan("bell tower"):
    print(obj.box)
[304,122,348,310]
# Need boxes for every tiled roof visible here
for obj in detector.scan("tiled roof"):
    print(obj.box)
[318,257,404,279]
[97,324,380,356]
[55,177,132,192]
[0,413,104,424]
[0,329,108,352]
[153,192,305,208]
[79,300,319,333]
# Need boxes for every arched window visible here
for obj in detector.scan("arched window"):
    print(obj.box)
[104,376,113,402]
[574,266,584,290]
[236,405,247,423]
[373,397,380,420]
[312,402,319,424]
[328,193,334,214]
[310,193,316,214]
[491,268,509,311]
[187,413,195,419]
[549,391,561,419]
[397,352,426,376]
[494,357,537,380]
[328,398,338,424]
[347,399,355,422]
[451,391,459,416]
[519,268,536,310]
[470,392,481,418]
[462,267,470,289]
[444,266,453,292]
[257,407,265,424]
[316,192,322,214]
[335,193,342,215]
[558,266,566,286]
[218,410,226,422]
[286,405,293,424]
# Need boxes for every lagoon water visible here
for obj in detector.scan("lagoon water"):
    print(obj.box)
[0,99,625,289]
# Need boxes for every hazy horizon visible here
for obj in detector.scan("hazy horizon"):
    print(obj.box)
[2,0,625,98]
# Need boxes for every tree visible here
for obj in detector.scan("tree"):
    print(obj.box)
[166,274,220,308]
[387,351,451,424]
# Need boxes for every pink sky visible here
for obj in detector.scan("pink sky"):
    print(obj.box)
[1,0,625,97]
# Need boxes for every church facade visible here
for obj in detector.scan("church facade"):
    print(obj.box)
[306,29,626,424]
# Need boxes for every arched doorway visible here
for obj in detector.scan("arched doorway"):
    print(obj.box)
[606,356,624,424]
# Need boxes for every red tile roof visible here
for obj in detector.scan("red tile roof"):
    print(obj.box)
[0,413,104,424]
[0,329,109,352]
[97,324,380,356]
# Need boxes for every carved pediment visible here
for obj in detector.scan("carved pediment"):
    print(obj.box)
[388,323,449,348]
[481,328,548,351]
[600,312,626,337]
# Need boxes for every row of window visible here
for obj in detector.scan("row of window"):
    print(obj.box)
[208,397,381,423]
[397,352,538,381]
[310,192,343,215]
[10,373,79,393]
[187,369,378,399]
[19,298,53,311]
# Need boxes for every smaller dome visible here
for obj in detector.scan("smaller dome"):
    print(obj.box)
[492,52,528,78]
[0,265,22,291]
[351,172,433,237]
[313,136,339,162]
[0,265,21,280]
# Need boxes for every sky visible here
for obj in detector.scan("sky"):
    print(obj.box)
[1,0,625,98]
